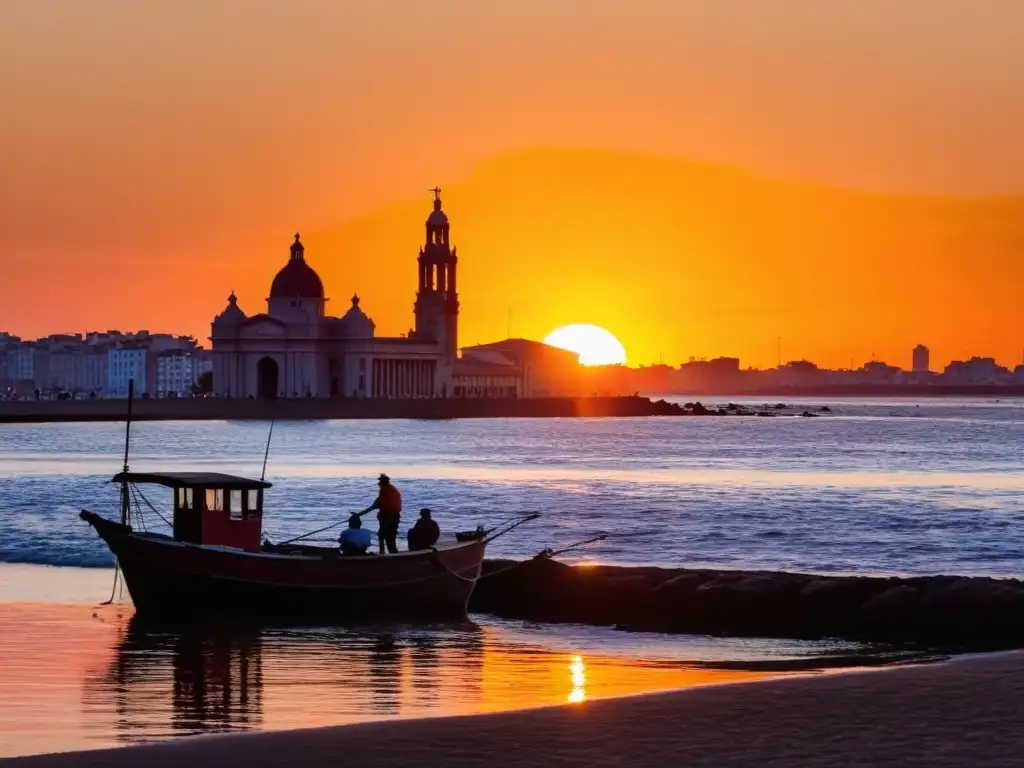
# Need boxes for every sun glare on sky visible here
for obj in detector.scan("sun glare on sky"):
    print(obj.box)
[544,324,627,366]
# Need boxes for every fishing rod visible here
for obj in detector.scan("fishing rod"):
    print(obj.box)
[260,419,275,482]
[537,533,607,560]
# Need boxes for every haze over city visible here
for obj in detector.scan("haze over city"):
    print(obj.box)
[3,1,1024,370]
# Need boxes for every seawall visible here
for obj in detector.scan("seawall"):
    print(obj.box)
[469,558,1024,649]
[648,385,1024,397]
[0,396,687,424]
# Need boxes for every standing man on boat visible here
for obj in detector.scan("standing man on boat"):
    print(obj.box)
[358,474,402,554]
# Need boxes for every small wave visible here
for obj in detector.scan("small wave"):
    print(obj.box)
[0,548,113,569]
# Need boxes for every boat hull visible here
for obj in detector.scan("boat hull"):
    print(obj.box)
[81,512,486,622]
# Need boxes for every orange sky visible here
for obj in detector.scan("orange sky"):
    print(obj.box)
[2,1,1024,369]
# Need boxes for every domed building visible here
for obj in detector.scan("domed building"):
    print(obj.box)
[210,190,458,399]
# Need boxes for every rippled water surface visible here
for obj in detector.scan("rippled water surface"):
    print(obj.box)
[2,396,1023,576]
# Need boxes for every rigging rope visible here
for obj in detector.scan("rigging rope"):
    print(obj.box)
[127,484,147,532]
[132,484,174,530]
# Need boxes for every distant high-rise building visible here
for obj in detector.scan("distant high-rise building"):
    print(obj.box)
[912,344,930,373]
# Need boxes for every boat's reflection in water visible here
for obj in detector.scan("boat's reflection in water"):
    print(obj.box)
[87,615,493,744]
[84,614,780,747]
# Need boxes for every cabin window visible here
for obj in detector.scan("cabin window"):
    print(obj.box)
[229,490,243,520]
[246,489,261,512]
[177,488,186,508]
[175,488,195,509]
[206,488,224,512]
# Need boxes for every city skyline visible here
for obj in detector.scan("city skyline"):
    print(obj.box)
[5,326,1019,377]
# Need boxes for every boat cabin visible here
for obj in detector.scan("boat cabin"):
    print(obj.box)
[112,471,272,552]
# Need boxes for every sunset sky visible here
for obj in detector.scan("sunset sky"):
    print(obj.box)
[2,1,1023,369]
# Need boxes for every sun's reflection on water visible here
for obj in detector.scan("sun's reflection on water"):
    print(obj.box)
[568,655,586,703]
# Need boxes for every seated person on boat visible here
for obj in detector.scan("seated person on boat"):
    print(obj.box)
[339,515,373,556]
[358,473,402,554]
[408,508,441,551]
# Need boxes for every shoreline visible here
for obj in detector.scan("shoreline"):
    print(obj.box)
[9,650,1022,767]
[2,388,1021,424]
[0,395,686,424]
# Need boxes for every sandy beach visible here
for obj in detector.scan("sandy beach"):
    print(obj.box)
[7,651,1022,767]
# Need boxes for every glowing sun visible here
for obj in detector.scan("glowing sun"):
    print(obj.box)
[543,324,628,366]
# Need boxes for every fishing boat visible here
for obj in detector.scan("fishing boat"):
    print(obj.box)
[79,383,535,622]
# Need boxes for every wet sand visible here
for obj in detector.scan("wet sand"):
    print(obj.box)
[9,651,1023,767]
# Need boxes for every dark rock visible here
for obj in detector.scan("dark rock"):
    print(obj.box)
[470,559,1024,650]
[861,585,920,632]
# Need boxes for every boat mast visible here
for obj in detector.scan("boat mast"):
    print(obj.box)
[120,378,134,525]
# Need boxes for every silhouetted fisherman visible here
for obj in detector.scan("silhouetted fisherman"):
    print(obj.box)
[408,508,440,551]
[358,474,402,554]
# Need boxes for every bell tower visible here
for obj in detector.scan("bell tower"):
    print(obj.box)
[414,187,459,366]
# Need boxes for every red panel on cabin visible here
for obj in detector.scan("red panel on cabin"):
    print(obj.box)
[199,488,263,552]
[201,511,262,551]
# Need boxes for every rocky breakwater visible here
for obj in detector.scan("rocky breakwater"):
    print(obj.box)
[469,558,1024,650]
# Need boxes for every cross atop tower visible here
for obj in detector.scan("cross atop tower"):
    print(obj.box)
[429,186,442,202]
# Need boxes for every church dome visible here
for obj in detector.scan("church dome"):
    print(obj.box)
[426,189,449,227]
[214,292,246,326]
[270,234,325,299]
[337,294,375,338]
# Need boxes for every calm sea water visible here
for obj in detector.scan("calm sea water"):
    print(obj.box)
[1,396,1023,576]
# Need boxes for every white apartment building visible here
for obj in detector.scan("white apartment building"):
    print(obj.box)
[155,352,212,397]
[6,345,36,382]
[107,347,148,396]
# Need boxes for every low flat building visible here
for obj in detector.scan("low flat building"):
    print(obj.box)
[460,339,582,397]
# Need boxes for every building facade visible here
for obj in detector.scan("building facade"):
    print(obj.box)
[459,339,582,397]
[108,347,148,396]
[913,344,930,373]
[155,351,213,397]
[210,191,459,399]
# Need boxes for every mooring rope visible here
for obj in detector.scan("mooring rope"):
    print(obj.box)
[99,560,121,606]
